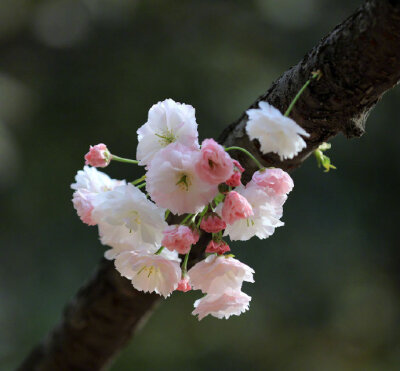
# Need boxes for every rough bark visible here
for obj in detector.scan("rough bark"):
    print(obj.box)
[220,0,400,175]
[18,0,400,370]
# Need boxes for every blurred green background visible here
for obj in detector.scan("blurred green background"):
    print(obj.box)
[1,0,400,370]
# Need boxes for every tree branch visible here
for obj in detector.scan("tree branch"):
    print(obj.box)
[220,0,400,174]
[18,0,400,370]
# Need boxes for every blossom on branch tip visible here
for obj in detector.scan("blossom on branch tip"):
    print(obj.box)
[115,251,181,297]
[162,225,199,254]
[195,138,233,185]
[146,142,218,215]
[136,99,199,166]
[246,101,309,160]
[192,289,251,320]
[84,143,111,168]
[71,97,303,320]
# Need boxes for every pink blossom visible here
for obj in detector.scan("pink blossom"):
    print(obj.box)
[84,144,111,168]
[176,277,192,292]
[225,160,244,187]
[221,191,253,225]
[205,240,230,255]
[162,225,199,254]
[146,142,218,215]
[188,254,254,294]
[200,214,226,233]
[251,168,293,196]
[195,139,233,185]
[192,289,251,320]
[72,189,96,225]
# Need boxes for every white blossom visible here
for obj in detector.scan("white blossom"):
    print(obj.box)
[71,165,124,193]
[92,184,167,246]
[188,255,254,294]
[98,222,179,261]
[71,166,125,226]
[98,222,154,259]
[115,251,181,297]
[192,289,251,320]
[136,99,199,166]
[246,101,309,160]
[221,185,284,241]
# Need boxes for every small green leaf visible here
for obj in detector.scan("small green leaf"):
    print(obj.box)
[314,143,336,172]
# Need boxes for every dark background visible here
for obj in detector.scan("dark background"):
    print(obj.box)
[1,0,399,370]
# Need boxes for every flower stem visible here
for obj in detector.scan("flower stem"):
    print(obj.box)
[137,182,146,189]
[284,70,322,117]
[165,209,170,221]
[155,246,164,255]
[111,154,139,164]
[196,205,209,228]
[131,175,146,185]
[180,213,193,225]
[182,250,190,275]
[225,146,263,170]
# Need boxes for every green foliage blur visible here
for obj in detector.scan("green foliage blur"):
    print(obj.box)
[1,0,399,370]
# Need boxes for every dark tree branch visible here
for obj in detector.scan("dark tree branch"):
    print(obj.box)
[220,0,400,174]
[18,1,400,370]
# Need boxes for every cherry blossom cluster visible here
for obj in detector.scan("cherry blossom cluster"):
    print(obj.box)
[71,96,308,320]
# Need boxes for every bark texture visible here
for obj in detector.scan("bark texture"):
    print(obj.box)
[220,0,400,175]
[18,0,400,370]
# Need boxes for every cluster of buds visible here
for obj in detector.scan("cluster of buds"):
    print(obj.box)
[71,94,312,320]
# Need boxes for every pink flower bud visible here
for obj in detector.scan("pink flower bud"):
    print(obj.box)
[206,240,230,255]
[162,225,199,254]
[200,214,226,233]
[84,144,111,168]
[195,139,234,185]
[251,168,293,196]
[222,191,253,225]
[176,277,191,292]
[226,160,245,187]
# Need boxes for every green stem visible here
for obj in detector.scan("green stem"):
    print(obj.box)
[182,251,190,275]
[165,209,170,221]
[225,146,263,170]
[180,213,193,225]
[155,246,164,255]
[131,175,146,185]
[137,182,146,189]
[111,154,139,164]
[284,70,321,117]
[197,205,209,228]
